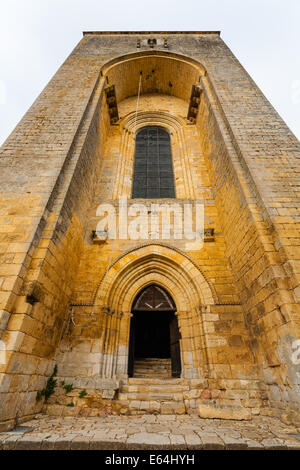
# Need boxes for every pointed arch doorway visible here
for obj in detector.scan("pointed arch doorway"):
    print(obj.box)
[128,284,181,378]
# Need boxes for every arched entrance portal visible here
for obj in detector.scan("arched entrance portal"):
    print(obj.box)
[92,243,216,379]
[128,285,181,378]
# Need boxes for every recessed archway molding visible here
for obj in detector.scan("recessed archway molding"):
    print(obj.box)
[92,243,215,379]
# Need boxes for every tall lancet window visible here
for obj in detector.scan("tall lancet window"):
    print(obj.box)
[132,126,175,198]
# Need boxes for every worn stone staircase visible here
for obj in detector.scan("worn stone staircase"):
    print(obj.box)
[133,357,172,378]
[43,357,200,417]
[116,377,189,415]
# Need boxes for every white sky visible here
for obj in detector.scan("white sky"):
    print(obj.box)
[0,0,299,145]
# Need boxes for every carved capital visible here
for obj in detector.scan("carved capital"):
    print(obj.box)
[101,306,111,315]
[121,311,133,319]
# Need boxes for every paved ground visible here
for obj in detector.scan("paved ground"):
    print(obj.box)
[1,414,300,450]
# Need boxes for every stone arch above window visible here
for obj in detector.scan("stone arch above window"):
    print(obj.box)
[113,111,196,200]
[132,126,175,199]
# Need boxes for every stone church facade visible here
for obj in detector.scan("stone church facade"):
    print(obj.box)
[0,31,300,430]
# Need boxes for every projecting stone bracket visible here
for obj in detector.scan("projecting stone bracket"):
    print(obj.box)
[105,85,119,124]
[187,84,203,123]
[204,228,215,242]
[91,230,108,244]
[136,37,168,49]
[23,281,44,305]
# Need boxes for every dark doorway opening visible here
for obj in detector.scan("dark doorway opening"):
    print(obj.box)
[128,285,181,378]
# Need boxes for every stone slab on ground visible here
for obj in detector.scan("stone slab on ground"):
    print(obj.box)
[198,404,252,421]
[0,414,300,450]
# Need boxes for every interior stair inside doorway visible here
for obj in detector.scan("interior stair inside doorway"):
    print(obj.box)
[133,357,172,378]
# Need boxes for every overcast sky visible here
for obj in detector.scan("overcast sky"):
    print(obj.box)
[0,0,299,145]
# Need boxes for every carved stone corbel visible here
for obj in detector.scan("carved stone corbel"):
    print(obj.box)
[187,84,203,123]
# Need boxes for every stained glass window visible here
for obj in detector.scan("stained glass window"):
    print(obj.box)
[132,126,175,198]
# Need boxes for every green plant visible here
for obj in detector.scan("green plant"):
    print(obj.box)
[44,375,57,401]
[36,364,58,402]
[79,389,87,398]
[66,402,75,407]
[63,383,73,394]
[36,390,44,402]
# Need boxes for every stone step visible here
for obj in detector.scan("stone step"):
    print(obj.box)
[118,392,184,401]
[118,377,190,408]
[45,400,186,416]
[134,372,171,378]
[134,366,171,369]
[133,373,172,378]
[122,384,189,393]
[134,357,171,364]
[134,364,171,369]
[134,365,171,369]
[128,378,188,385]
[134,363,171,370]
[134,367,171,378]
[134,376,171,379]
[134,366,171,370]
[133,358,172,378]
[134,367,171,372]
[116,400,186,415]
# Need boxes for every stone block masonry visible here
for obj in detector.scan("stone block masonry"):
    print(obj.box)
[0,31,300,430]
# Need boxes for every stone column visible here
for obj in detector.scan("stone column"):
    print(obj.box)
[111,311,123,378]
[104,309,115,378]
[115,311,132,379]
[177,308,207,379]
[176,310,193,378]
[98,306,111,378]
[198,305,210,378]
[189,306,209,379]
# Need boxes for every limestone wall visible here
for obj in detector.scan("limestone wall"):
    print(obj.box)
[0,32,299,428]
[54,93,262,417]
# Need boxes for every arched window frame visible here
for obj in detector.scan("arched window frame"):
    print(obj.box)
[131,126,176,199]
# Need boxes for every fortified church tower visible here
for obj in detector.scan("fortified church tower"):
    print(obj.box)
[0,32,300,429]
